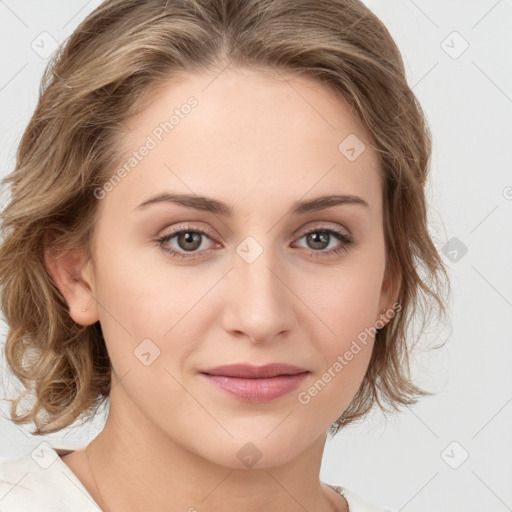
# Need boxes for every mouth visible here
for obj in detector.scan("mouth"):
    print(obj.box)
[200,363,310,402]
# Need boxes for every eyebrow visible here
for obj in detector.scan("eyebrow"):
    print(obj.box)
[133,192,370,215]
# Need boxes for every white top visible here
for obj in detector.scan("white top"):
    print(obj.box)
[0,445,393,511]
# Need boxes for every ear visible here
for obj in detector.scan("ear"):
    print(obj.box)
[44,235,99,326]
[376,257,402,327]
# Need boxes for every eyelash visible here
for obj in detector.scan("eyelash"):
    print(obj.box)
[154,224,354,260]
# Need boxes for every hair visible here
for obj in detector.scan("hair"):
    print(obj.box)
[0,0,450,436]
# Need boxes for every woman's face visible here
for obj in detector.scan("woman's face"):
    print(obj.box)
[77,67,398,468]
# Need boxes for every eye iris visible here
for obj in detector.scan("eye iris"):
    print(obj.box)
[307,231,329,250]
[178,232,202,251]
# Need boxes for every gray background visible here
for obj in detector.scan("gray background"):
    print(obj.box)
[1,1,511,511]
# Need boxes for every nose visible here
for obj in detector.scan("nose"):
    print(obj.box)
[220,240,297,344]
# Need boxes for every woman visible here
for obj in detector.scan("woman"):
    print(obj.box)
[0,0,449,510]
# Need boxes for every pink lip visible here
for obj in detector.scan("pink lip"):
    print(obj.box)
[200,363,309,402]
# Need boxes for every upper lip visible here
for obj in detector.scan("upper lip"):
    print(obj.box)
[201,363,309,379]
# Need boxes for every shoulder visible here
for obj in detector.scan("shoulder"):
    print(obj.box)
[326,483,395,512]
[0,443,99,511]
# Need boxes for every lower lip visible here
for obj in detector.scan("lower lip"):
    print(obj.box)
[201,373,309,402]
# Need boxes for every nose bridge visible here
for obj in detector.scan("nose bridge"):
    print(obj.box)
[224,235,294,341]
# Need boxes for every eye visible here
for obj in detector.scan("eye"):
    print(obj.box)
[154,224,354,261]
[293,227,353,258]
[155,225,218,260]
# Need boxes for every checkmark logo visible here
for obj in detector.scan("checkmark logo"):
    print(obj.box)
[441,441,469,469]
[133,338,161,366]
[440,31,469,59]
[338,133,366,161]
[31,31,59,59]
[442,236,468,263]
[31,442,58,469]
[236,236,263,263]
[236,442,263,468]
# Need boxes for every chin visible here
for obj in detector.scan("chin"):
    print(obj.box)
[197,427,316,470]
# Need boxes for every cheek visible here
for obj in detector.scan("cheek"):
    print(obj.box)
[94,238,194,331]
[298,259,384,347]
[296,291,377,421]
[92,245,222,374]
[291,257,384,413]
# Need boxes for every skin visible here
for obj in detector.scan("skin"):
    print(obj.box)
[45,66,400,512]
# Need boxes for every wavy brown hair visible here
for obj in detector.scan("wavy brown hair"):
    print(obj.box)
[0,0,450,435]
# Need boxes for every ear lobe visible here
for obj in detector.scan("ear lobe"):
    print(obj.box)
[44,240,99,326]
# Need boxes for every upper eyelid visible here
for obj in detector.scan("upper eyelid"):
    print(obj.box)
[161,225,214,242]
[161,221,350,238]
[159,224,351,249]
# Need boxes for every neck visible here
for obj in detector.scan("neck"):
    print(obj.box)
[83,386,344,512]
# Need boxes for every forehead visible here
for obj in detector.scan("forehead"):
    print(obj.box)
[102,67,382,219]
